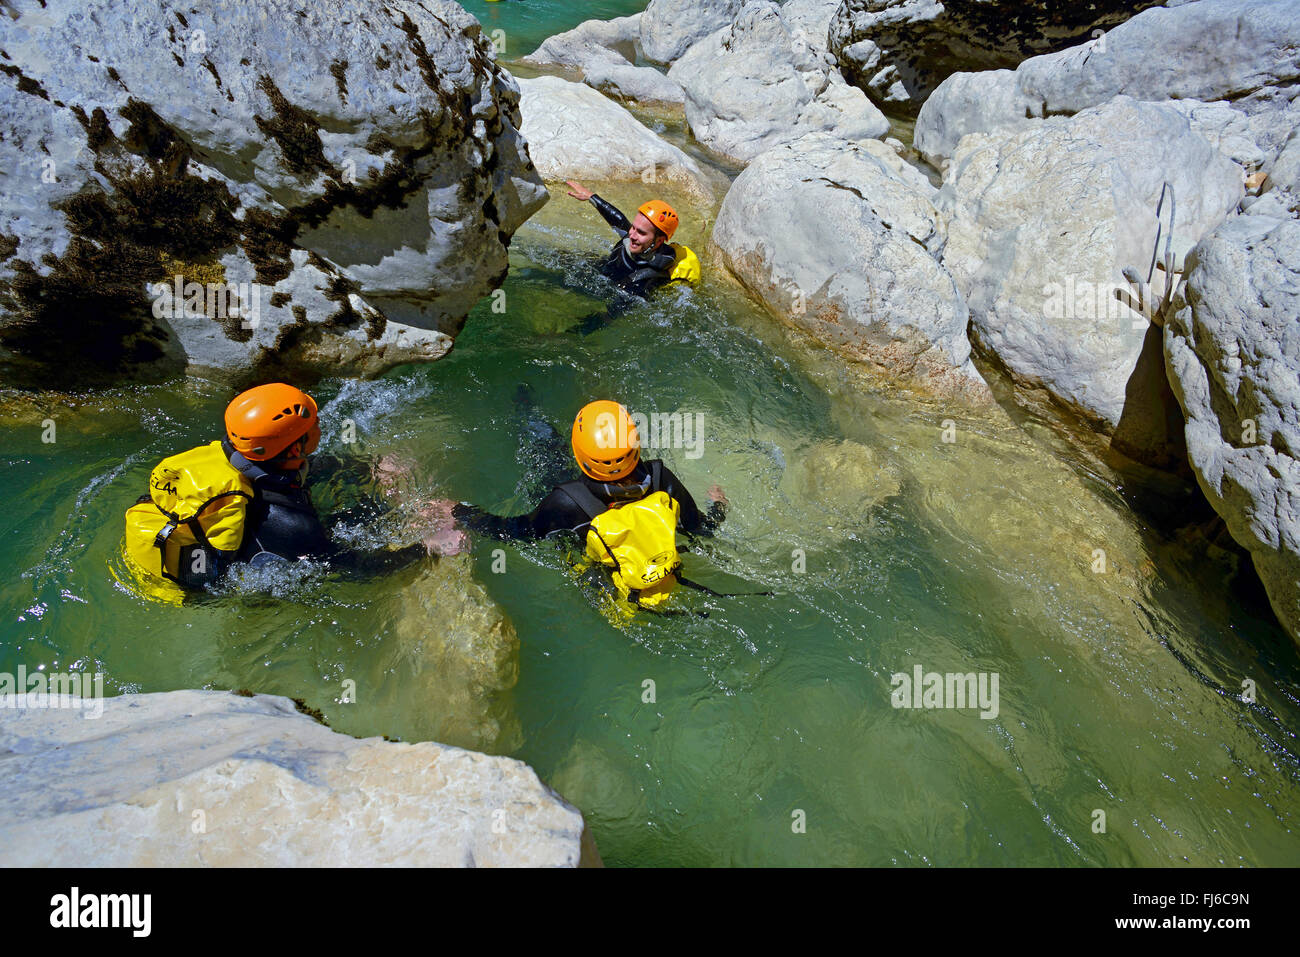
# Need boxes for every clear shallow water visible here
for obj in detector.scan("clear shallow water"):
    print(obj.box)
[3,184,1299,866]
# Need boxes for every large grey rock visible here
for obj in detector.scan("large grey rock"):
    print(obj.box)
[1165,216,1300,643]
[829,0,1160,115]
[518,76,713,200]
[521,13,685,105]
[0,0,547,388]
[712,131,985,399]
[917,0,1300,168]
[1016,0,1300,119]
[669,1,889,165]
[936,97,1243,463]
[914,69,1035,168]
[0,690,597,866]
[640,0,746,64]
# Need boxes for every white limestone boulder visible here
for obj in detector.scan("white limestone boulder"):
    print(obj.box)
[668,1,889,166]
[1165,215,1300,643]
[712,131,984,399]
[916,0,1300,170]
[828,0,1161,115]
[936,97,1244,463]
[517,76,713,201]
[640,0,746,64]
[0,690,598,866]
[521,13,685,105]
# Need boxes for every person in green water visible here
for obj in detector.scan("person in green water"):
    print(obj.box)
[122,382,460,602]
[566,180,700,301]
[442,399,727,608]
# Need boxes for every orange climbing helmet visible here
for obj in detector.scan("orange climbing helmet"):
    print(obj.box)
[572,400,640,481]
[224,383,320,468]
[637,200,678,241]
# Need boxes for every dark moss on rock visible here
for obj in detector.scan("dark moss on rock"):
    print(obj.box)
[203,58,222,89]
[291,697,329,726]
[238,207,297,286]
[330,59,348,102]
[254,74,331,180]
[0,97,319,385]
[0,63,51,100]
[71,105,115,152]
[269,291,291,308]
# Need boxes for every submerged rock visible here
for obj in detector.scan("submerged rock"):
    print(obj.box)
[1165,215,1300,644]
[828,0,1160,115]
[0,0,546,388]
[668,1,889,165]
[0,690,597,866]
[936,97,1243,466]
[780,438,903,519]
[390,555,524,754]
[517,76,714,200]
[521,13,685,105]
[712,132,985,400]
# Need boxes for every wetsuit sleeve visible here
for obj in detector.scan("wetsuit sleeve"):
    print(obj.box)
[590,194,630,234]
[326,541,428,575]
[453,486,595,540]
[452,502,538,540]
[657,463,726,535]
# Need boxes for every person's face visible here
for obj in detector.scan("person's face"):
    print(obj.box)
[628,213,663,255]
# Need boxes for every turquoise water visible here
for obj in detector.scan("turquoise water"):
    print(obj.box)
[4,184,1300,866]
[462,0,650,57]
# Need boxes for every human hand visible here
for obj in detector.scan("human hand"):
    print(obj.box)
[566,180,593,201]
[373,454,412,497]
[416,499,469,556]
[708,484,728,506]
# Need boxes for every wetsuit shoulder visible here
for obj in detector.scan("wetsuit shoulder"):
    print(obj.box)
[238,485,332,562]
[649,460,724,534]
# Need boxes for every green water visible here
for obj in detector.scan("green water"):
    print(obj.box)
[461,0,649,58]
[4,181,1300,866]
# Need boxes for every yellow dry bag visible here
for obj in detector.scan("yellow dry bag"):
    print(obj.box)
[585,491,683,608]
[123,441,254,601]
[668,244,701,285]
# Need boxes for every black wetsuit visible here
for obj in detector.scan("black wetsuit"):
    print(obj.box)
[453,458,725,541]
[223,442,425,575]
[590,194,678,300]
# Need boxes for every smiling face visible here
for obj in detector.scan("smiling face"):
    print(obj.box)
[627,212,665,255]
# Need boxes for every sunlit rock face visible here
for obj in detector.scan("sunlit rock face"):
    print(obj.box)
[1165,216,1300,645]
[0,690,594,866]
[522,13,686,105]
[516,76,714,201]
[712,131,986,401]
[915,0,1300,169]
[0,0,547,388]
[935,97,1243,467]
[668,1,889,166]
